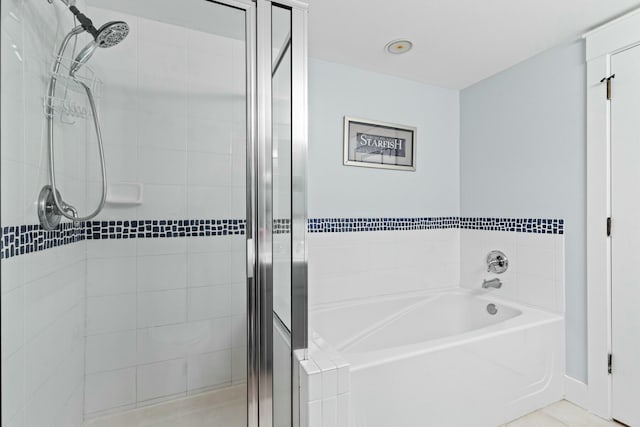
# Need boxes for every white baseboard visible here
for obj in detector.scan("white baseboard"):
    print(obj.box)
[564,375,589,409]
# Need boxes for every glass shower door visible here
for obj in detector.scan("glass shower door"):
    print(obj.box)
[0,0,252,425]
[80,0,252,425]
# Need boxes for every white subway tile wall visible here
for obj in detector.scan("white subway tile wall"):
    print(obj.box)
[460,230,565,313]
[1,1,88,425]
[84,237,246,417]
[137,358,188,402]
[1,246,87,427]
[84,368,137,414]
[307,229,461,306]
[83,234,245,418]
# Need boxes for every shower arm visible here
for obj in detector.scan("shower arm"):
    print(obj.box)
[47,0,77,7]
[45,25,107,223]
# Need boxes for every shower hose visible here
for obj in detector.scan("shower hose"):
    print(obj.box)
[45,25,107,223]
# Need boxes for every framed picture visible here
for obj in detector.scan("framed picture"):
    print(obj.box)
[343,116,417,171]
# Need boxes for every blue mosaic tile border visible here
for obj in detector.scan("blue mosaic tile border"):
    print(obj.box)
[307,217,459,233]
[1,222,85,259]
[459,217,563,234]
[273,219,291,235]
[1,219,246,260]
[84,219,246,240]
[1,217,563,260]
[308,217,563,234]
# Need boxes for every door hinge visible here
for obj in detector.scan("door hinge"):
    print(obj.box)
[608,353,613,374]
[600,74,615,100]
[607,217,612,237]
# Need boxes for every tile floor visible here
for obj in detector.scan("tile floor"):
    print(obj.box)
[504,400,625,427]
[83,384,246,427]
[84,393,622,427]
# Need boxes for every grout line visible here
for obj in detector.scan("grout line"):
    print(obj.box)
[183,239,189,393]
[134,228,139,406]
[82,234,89,421]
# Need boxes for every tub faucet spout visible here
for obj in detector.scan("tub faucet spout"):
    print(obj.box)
[482,278,502,289]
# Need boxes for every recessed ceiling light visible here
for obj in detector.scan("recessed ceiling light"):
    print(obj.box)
[385,39,413,54]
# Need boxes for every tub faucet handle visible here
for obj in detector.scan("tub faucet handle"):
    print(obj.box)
[486,250,508,274]
[487,257,504,272]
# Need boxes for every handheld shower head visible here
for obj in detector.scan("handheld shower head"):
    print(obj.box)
[69,21,129,77]
[94,21,129,48]
[69,41,98,77]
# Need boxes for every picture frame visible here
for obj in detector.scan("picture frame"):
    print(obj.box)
[343,116,417,171]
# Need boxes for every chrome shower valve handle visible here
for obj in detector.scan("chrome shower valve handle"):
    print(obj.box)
[486,250,509,274]
[37,186,82,230]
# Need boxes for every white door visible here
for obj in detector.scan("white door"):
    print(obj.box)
[611,43,640,427]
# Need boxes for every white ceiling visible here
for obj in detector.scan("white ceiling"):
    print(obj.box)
[306,0,640,89]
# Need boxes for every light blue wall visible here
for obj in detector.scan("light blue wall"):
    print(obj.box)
[309,46,587,381]
[308,59,460,218]
[460,41,587,381]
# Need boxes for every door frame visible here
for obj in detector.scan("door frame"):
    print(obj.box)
[584,8,640,419]
[253,0,309,426]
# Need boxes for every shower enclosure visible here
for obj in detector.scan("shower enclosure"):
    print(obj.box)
[0,0,307,426]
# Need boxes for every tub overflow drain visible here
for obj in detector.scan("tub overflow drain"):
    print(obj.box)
[486,303,498,315]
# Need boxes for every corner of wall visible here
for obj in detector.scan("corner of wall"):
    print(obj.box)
[297,335,350,427]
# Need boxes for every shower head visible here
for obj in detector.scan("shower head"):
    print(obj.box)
[94,21,129,48]
[64,5,129,76]
[67,5,129,43]
[69,21,129,77]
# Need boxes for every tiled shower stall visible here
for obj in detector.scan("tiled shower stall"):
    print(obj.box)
[1,1,249,423]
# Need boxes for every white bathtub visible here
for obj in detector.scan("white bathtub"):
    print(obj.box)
[310,288,565,427]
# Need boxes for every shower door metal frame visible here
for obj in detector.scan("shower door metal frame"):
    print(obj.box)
[211,1,307,426]
[255,1,274,426]
[256,1,308,426]
[288,0,309,357]
[241,1,261,425]
[288,5,309,426]
[256,0,308,427]
[255,0,310,426]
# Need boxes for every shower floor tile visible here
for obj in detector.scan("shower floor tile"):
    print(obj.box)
[83,384,246,427]
[503,400,625,427]
[85,394,624,427]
